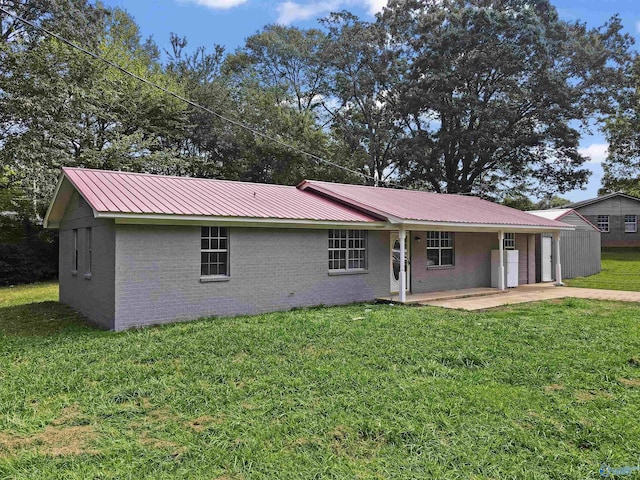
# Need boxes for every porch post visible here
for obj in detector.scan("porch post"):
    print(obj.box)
[498,230,505,290]
[399,227,406,303]
[553,231,563,286]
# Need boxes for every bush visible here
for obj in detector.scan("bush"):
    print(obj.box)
[0,219,58,286]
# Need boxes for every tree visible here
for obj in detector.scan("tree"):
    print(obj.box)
[601,56,640,197]
[381,0,634,197]
[320,12,406,185]
[1,5,188,216]
[226,24,328,117]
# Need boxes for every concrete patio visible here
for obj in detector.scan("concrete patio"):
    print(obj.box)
[379,283,640,311]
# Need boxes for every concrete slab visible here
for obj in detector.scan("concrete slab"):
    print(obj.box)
[419,283,640,310]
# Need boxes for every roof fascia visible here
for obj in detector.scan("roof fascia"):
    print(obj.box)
[43,173,66,228]
[569,192,640,209]
[104,212,387,229]
[397,220,573,233]
[44,174,98,228]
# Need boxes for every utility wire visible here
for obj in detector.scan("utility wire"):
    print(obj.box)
[0,6,392,186]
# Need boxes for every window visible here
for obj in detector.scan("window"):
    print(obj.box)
[72,229,78,272]
[426,232,454,266]
[597,215,609,232]
[201,227,229,276]
[328,229,367,271]
[625,215,638,233]
[504,233,516,250]
[86,228,92,275]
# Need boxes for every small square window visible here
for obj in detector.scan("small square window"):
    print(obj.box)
[597,215,609,233]
[504,233,515,250]
[625,215,637,233]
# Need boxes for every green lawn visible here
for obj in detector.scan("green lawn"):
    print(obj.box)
[566,247,640,291]
[1,284,640,478]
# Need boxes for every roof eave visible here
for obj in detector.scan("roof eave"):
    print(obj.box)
[98,211,387,229]
[397,219,574,232]
[43,170,99,229]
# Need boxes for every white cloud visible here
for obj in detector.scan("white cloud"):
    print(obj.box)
[277,0,342,24]
[276,0,388,25]
[363,0,387,15]
[579,143,609,164]
[180,0,249,10]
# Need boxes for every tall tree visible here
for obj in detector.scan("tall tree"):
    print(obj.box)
[226,24,328,117]
[381,0,634,197]
[222,25,351,184]
[320,12,406,185]
[600,56,640,197]
[0,4,188,216]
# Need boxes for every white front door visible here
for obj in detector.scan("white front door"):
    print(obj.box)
[390,232,410,294]
[541,236,553,282]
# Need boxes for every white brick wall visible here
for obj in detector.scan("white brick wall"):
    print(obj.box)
[113,226,389,330]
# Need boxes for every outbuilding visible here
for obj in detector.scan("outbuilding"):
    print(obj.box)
[529,208,601,281]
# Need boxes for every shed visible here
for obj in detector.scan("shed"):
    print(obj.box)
[529,209,601,281]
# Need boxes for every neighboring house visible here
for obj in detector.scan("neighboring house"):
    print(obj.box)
[45,168,573,330]
[529,209,601,280]
[566,192,640,247]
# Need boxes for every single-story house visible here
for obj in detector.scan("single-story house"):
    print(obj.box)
[45,168,574,330]
[529,209,601,280]
[566,192,640,247]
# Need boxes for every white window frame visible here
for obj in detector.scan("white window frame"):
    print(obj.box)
[504,232,516,250]
[328,229,367,272]
[597,215,609,232]
[426,231,455,267]
[84,227,92,278]
[201,227,229,278]
[625,215,637,233]
[72,229,78,273]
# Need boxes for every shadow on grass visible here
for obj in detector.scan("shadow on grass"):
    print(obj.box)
[0,301,97,337]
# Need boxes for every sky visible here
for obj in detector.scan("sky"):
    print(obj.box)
[102,0,640,202]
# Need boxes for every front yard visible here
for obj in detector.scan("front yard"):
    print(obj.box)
[1,283,640,478]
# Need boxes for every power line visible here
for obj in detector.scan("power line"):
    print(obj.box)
[0,6,391,186]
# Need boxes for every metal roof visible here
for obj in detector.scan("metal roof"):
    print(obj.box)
[299,180,570,228]
[565,191,640,209]
[45,168,572,231]
[57,168,379,223]
[527,209,572,221]
[528,208,600,232]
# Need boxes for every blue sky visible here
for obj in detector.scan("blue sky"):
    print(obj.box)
[102,0,640,201]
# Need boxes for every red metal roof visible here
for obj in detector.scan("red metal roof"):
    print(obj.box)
[53,168,571,229]
[61,168,378,223]
[299,180,569,228]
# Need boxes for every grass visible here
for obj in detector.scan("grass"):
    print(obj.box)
[1,284,640,478]
[566,247,640,291]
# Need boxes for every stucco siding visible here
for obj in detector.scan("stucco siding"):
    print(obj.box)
[58,192,115,329]
[114,226,389,330]
[410,232,496,293]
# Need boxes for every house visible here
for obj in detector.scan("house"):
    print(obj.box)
[44,168,573,330]
[529,209,601,280]
[566,192,640,247]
